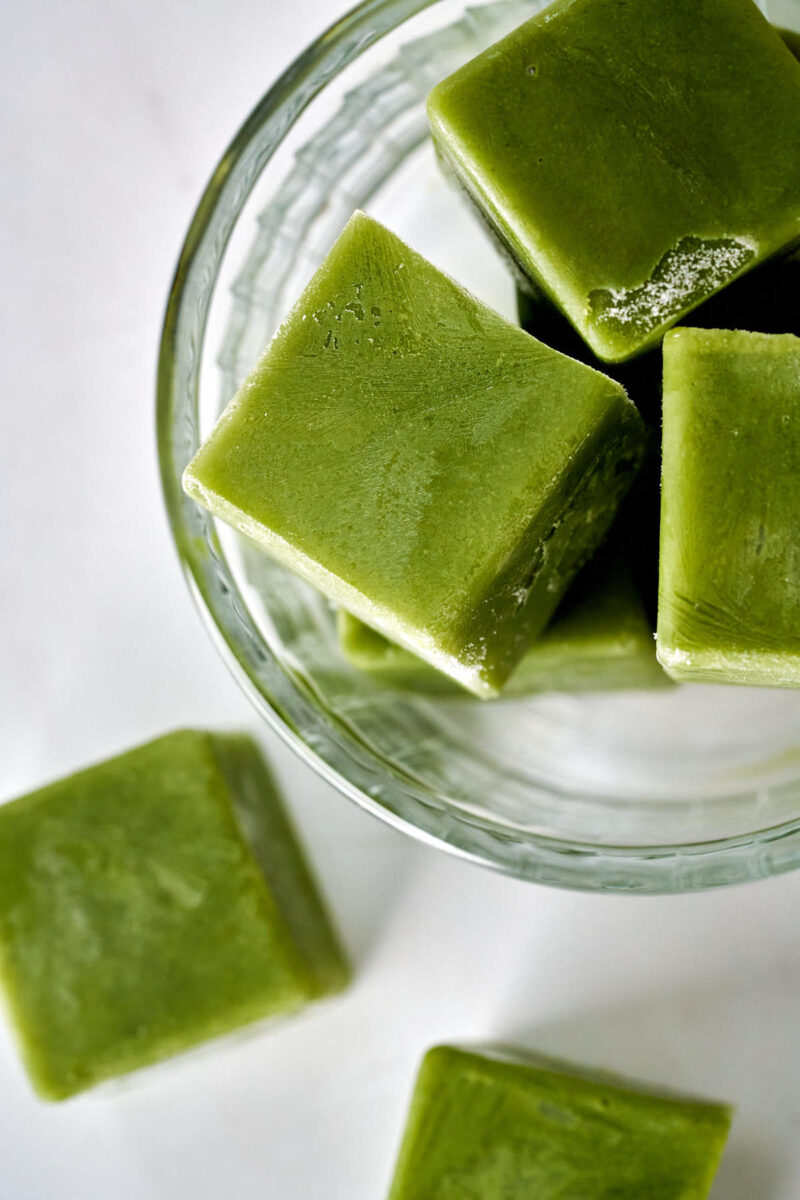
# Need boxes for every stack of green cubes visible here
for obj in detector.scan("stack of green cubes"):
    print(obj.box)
[6,0,800,1195]
[185,0,800,697]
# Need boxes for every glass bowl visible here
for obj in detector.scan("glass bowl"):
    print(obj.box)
[157,0,800,893]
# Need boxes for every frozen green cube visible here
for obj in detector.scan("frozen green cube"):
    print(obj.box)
[658,329,800,686]
[428,0,800,361]
[0,730,349,1100]
[339,548,666,695]
[388,1046,732,1200]
[184,212,643,697]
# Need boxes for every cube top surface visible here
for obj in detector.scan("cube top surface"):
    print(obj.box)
[388,1046,732,1200]
[185,212,639,694]
[0,730,343,1099]
[658,328,800,685]
[429,0,800,360]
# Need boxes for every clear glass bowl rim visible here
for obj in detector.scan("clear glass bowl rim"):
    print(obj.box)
[156,0,800,893]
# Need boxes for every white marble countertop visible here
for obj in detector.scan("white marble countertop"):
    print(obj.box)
[1,2,799,1196]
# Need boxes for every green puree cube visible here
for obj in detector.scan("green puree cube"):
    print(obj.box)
[0,731,349,1100]
[658,329,800,686]
[428,0,800,362]
[339,548,667,695]
[388,1046,732,1200]
[184,212,644,697]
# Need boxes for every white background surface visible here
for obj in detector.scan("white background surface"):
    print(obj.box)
[2,1,800,1196]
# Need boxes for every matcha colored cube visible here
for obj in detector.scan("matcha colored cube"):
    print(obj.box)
[388,1046,732,1200]
[184,212,644,697]
[0,731,349,1100]
[428,0,800,362]
[339,547,666,695]
[658,329,800,686]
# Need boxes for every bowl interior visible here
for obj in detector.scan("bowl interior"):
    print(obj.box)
[161,0,800,890]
